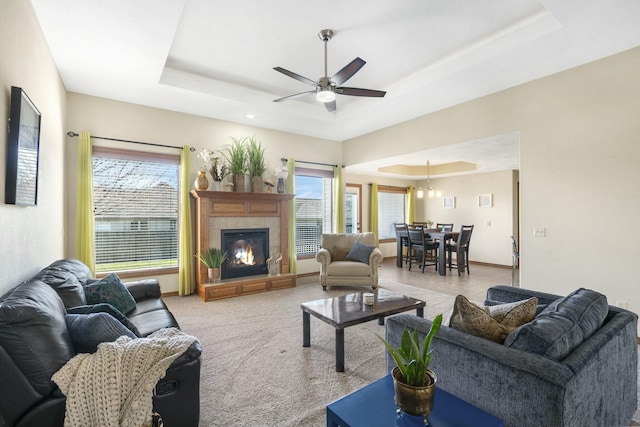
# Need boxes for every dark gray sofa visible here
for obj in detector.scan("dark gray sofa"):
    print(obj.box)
[0,259,201,427]
[385,285,638,427]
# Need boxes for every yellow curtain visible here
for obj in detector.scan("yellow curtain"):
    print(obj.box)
[76,132,95,275]
[178,146,194,295]
[333,163,345,233]
[286,159,297,274]
[369,183,379,239]
[406,186,416,224]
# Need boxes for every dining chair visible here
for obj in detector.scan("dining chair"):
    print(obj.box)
[407,225,438,273]
[436,223,454,232]
[394,222,410,266]
[446,225,474,275]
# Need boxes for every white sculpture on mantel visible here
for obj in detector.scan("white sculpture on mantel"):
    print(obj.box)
[267,253,283,276]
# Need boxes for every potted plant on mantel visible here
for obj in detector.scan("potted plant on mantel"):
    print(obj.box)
[222,137,249,192]
[377,313,443,423]
[247,136,267,193]
[196,247,228,281]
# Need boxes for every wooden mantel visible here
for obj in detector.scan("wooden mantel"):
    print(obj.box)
[190,190,296,301]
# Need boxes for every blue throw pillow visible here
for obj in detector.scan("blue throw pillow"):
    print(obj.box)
[347,240,375,264]
[67,303,141,336]
[83,273,137,315]
[504,288,608,361]
[65,312,136,353]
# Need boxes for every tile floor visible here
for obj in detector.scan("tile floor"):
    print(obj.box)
[378,257,518,302]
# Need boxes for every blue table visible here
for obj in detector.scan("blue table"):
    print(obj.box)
[327,375,504,427]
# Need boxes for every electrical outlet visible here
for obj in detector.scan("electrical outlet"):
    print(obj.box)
[617,301,629,309]
[533,228,546,237]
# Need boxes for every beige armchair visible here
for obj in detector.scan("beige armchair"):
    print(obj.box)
[315,232,383,290]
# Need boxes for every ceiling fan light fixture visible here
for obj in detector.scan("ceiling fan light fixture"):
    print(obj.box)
[316,87,336,103]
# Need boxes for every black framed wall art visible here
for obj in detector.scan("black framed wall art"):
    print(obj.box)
[5,86,41,206]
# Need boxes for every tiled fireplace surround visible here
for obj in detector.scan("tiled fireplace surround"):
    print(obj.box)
[191,191,296,301]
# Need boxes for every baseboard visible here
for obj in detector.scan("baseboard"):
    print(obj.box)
[385,256,512,269]
[296,272,318,279]
[162,291,179,297]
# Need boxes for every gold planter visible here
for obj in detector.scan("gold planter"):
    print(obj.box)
[391,367,436,421]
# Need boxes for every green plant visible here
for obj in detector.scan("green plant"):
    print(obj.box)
[195,247,228,268]
[376,313,443,387]
[223,137,248,175]
[246,136,267,178]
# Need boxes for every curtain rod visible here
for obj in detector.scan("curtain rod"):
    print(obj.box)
[281,157,342,168]
[66,131,195,152]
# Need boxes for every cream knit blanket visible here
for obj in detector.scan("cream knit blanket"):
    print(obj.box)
[52,328,197,427]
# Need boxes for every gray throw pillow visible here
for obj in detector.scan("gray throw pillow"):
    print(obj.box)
[65,312,136,354]
[83,273,137,315]
[347,240,375,264]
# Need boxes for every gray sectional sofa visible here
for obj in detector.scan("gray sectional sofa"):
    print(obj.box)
[385,285,638,427]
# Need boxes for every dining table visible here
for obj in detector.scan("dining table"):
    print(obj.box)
[396,228,461,275]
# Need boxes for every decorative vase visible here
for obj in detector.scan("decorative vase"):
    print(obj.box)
[391,367,436,422]
[252,176,264,193]
[212,181,221,191]
[233,174,246,192]
[195,170,209,191]
[277,178,285,194]
[207,267,220,282]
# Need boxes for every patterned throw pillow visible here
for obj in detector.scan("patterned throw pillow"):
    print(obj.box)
[346,240,375,264]
[486,297,538,328]
[65,313,136,353]
[83,273,137,315]
[449,295,538,343]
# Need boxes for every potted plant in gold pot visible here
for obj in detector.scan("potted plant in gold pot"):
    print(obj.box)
[377,313,443,423]
[196,247,228,281]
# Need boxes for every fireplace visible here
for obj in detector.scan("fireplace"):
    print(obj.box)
[221,228,269,279]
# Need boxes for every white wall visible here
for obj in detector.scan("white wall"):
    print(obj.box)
[0,1,67,294]
[345,47,640,330]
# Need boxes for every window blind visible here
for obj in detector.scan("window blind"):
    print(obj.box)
[92,148,179,273]
[378,191,405,239]
[295,170,333,255]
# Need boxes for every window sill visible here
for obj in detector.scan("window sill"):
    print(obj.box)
[96,266,178,279]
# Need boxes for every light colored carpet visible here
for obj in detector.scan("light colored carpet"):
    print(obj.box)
[163,278,453,427]
[164,278,640,427]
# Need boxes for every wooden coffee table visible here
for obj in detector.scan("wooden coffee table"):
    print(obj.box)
[301,288,425,372]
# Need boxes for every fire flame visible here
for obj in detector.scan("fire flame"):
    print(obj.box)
[233,245,255,265]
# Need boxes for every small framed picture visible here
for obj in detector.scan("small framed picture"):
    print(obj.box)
[443,196,455,209]
[479,194,493,208]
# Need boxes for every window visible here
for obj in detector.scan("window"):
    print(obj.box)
[377,186,406,240]
[295,167,333,256]
[92,147,179,274]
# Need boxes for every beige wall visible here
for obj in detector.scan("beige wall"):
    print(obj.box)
[346,47,640,324]
[3,1,639,333]
[65,93,343,292]
[0,1,67,293]
[414,170,518,266]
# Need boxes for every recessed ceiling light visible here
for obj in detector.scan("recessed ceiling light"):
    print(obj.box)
[245,113,256,119]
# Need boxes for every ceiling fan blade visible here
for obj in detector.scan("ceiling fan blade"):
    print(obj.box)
[336,87,386,97]
[273,67,317,87]
[331,57,366,86]
[273,90,316,103]
[324,100,337,112]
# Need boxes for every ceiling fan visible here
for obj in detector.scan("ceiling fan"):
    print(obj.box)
[273,29,386,112]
